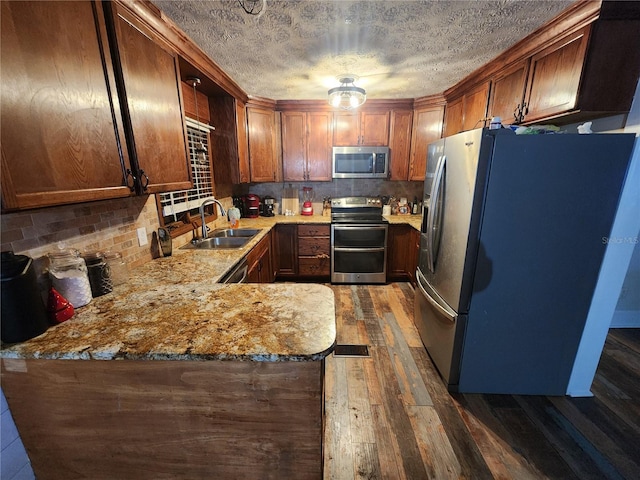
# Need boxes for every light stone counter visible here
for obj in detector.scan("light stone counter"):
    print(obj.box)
[1,212,422,362]
[1,215,335,362]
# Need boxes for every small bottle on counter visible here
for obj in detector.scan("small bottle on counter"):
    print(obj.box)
[48,249,93,308]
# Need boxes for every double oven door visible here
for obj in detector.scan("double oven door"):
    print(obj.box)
[331,223,388,284]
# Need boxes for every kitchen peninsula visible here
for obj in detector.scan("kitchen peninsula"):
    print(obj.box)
[0,236,336,479]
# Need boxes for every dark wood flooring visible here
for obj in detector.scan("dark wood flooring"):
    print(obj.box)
[323,283,640,479]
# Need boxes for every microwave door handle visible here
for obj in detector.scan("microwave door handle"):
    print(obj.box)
[427,154,446,273]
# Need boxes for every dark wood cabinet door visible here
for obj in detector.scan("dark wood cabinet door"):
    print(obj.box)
[236,100,251,184]
[332,112,359,146]
[489,61,529,125]
[387,224,413,281]
[247,107,277,182]
[282,112,306,181]
[1,1,131,210]
[360,111,390,146]
[108,3,190,195]
[306,112,332,181]
[409,106,444,181]
[388,110,414,180]
[524,26,590,123]
[246,233,273,283]
[462,82,490,132]
[273,224,298,278]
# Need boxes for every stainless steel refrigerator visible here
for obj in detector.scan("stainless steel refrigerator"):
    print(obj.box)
[414,127,635,395]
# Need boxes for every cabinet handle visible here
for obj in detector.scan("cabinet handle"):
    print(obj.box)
[139,169,150,191]
[125,169,136,192]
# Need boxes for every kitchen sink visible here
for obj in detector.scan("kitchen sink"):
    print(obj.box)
[210,228,261,238]
[180,229,261,250]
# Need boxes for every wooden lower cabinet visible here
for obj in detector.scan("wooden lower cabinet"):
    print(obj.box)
[387,224,420,284]
[1,358,324,479]
[246,232,274,283]
[273,223,330,280]
[298,224,330,278]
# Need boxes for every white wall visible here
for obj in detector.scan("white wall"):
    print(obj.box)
[567,77,640,396]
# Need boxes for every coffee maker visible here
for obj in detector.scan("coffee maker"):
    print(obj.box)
[242,194,260,218]
[261,196,275,217]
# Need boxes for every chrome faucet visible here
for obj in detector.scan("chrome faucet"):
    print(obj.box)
[199,198,227,240]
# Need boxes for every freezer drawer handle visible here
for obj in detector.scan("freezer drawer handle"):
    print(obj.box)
[416,270,456,322]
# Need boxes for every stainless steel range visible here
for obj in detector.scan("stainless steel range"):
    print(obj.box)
[331,196,388,284]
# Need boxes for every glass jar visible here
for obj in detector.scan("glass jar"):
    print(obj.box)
[104,251,128,286]
[48,249,92,308]
[82,251,113,297]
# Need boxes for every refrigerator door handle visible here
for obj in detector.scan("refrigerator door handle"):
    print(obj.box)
[426,154,446,273]
[416,269,456,322]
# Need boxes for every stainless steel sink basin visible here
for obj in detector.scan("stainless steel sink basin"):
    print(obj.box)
[180,228,261,250]
[210,228,262,238]
[181,237,250,250]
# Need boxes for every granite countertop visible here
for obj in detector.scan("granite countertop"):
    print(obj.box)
[0,213,419,362]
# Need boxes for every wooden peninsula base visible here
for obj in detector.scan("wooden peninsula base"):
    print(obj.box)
[1,358,324,479]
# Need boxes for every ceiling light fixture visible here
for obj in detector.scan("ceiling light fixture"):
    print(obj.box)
[237,0,266,17]
[328,76,366,110]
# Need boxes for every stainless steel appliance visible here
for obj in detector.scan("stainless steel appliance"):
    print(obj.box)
[415,127,635,395]
[218,258,248,283]
[332,146,389,179]
[261,196,275,217]
[242,194,260,218]
[331,197,388,284]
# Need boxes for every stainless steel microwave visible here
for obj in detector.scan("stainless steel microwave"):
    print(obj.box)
[332,146,390,179]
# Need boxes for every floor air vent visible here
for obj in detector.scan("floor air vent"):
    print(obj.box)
[333,344,370,357]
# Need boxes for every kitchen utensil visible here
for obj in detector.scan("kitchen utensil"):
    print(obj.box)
[301,186,314,216]
[1,251,49,343]
[158,227,172,256]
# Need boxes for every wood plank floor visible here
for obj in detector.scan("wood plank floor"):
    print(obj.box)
[323,283,640,480]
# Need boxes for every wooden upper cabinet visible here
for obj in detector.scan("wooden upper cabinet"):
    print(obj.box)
[282,112,332,182]
[443,98,463,138]
[523,26,590,123]
[106,2,190,195]
[247,106,278,182]
[443,82,489,136]
[333,111,390,146]
[1,0,132,210]
[488,60,529,125]
[281,112,306,181]
[388,110,414,180]
[486,3,640,125]
[461,82,490,132]
[409,105,444,181]
[306,112,333,181]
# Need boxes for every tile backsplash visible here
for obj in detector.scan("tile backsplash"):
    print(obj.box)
[1,196,161,269]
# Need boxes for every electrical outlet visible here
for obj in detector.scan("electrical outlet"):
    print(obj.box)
[137,227,148,246]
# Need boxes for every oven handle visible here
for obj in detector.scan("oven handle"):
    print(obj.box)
[333,247,386,253]
[332,225,388,231]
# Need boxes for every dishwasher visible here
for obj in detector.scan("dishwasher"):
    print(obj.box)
[218,258,249,283]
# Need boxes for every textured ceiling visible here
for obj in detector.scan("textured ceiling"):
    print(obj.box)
[154,0,574,101]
